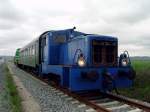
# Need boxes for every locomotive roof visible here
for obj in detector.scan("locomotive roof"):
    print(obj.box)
[20,28,117,51]
[87,34,117,41]
[69,34,117,42]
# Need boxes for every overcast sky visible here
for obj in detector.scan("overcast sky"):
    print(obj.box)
[0,0,150,56]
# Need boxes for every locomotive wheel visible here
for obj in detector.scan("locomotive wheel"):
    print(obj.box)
[102,70,119,94]
[102,72,114,92]
[48,74,61,86]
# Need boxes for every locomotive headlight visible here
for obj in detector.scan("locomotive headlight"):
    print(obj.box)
[78,58,85,67]
[122,59,128,66]
[77,54,86,67]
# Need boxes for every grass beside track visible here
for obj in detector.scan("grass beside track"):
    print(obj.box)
[5,64,22,112]
[119,60,150,102]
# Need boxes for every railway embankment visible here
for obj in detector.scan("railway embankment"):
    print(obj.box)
[7,63,41,112]
[0,62,11,112]
[7,62,92,112]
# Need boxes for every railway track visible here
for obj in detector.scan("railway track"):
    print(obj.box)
[21,68,150,112]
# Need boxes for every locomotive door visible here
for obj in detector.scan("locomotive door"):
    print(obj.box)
[40,36,47,63]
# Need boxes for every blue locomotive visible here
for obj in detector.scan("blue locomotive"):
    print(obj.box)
[15,27,135,92]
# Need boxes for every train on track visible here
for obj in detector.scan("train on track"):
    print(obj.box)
[14,27,135,92]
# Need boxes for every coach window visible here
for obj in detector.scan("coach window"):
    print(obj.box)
[21,51,22,57]
[27,48,29,56]
[26,49,27,56]
[34,44,36,54]
[24,50,25,56]
[22,51,24,57]
[24,50,26,56]
[31,46,32,55]
[30,47,32,55]
[33,47,35,55]
[29,47,30,56]
[28,48,30,56]
[30,47,31,55]
[26,49,28,56]
[25,49,27,56]
[32,46,34,56]
[30,46,32,55]
[28,48,29,56]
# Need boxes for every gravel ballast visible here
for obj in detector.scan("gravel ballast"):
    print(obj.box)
[8,62,91,112]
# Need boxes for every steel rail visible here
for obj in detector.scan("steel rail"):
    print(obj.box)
[103,92,150,111]
[19,67,150,112]
[52,85,111,112]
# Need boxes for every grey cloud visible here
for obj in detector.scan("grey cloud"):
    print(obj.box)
[0,0,24,21]
[119,34,150,53]
[112,8,150,24]
[108,0,150,24]
[0,29,33,49]
[0,36,29,48]
[0,20,18,30]
[136,36,150,48]
[0,0,27,30]
[79,0,150,25]
[0,0,150,56]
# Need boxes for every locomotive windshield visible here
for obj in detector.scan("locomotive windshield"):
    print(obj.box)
[92,40,117,66]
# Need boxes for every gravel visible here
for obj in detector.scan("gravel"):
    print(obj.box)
[0,61,11,112]
[8,62,90,112]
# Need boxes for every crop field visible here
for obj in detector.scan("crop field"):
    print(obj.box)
[119,60,150,102]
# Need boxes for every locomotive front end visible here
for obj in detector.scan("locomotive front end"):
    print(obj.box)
[69,35,135,92]
[90,37,135,91]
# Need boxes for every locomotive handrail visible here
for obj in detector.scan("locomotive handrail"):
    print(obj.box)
[124,50,131,65]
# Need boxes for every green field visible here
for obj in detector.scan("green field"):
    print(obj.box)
[119,60,150,102]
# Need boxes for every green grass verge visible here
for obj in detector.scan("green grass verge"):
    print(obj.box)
[119,60,150,102]
[4,64,22,112]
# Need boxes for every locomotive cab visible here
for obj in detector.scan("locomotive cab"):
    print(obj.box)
[68,35,118,67]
